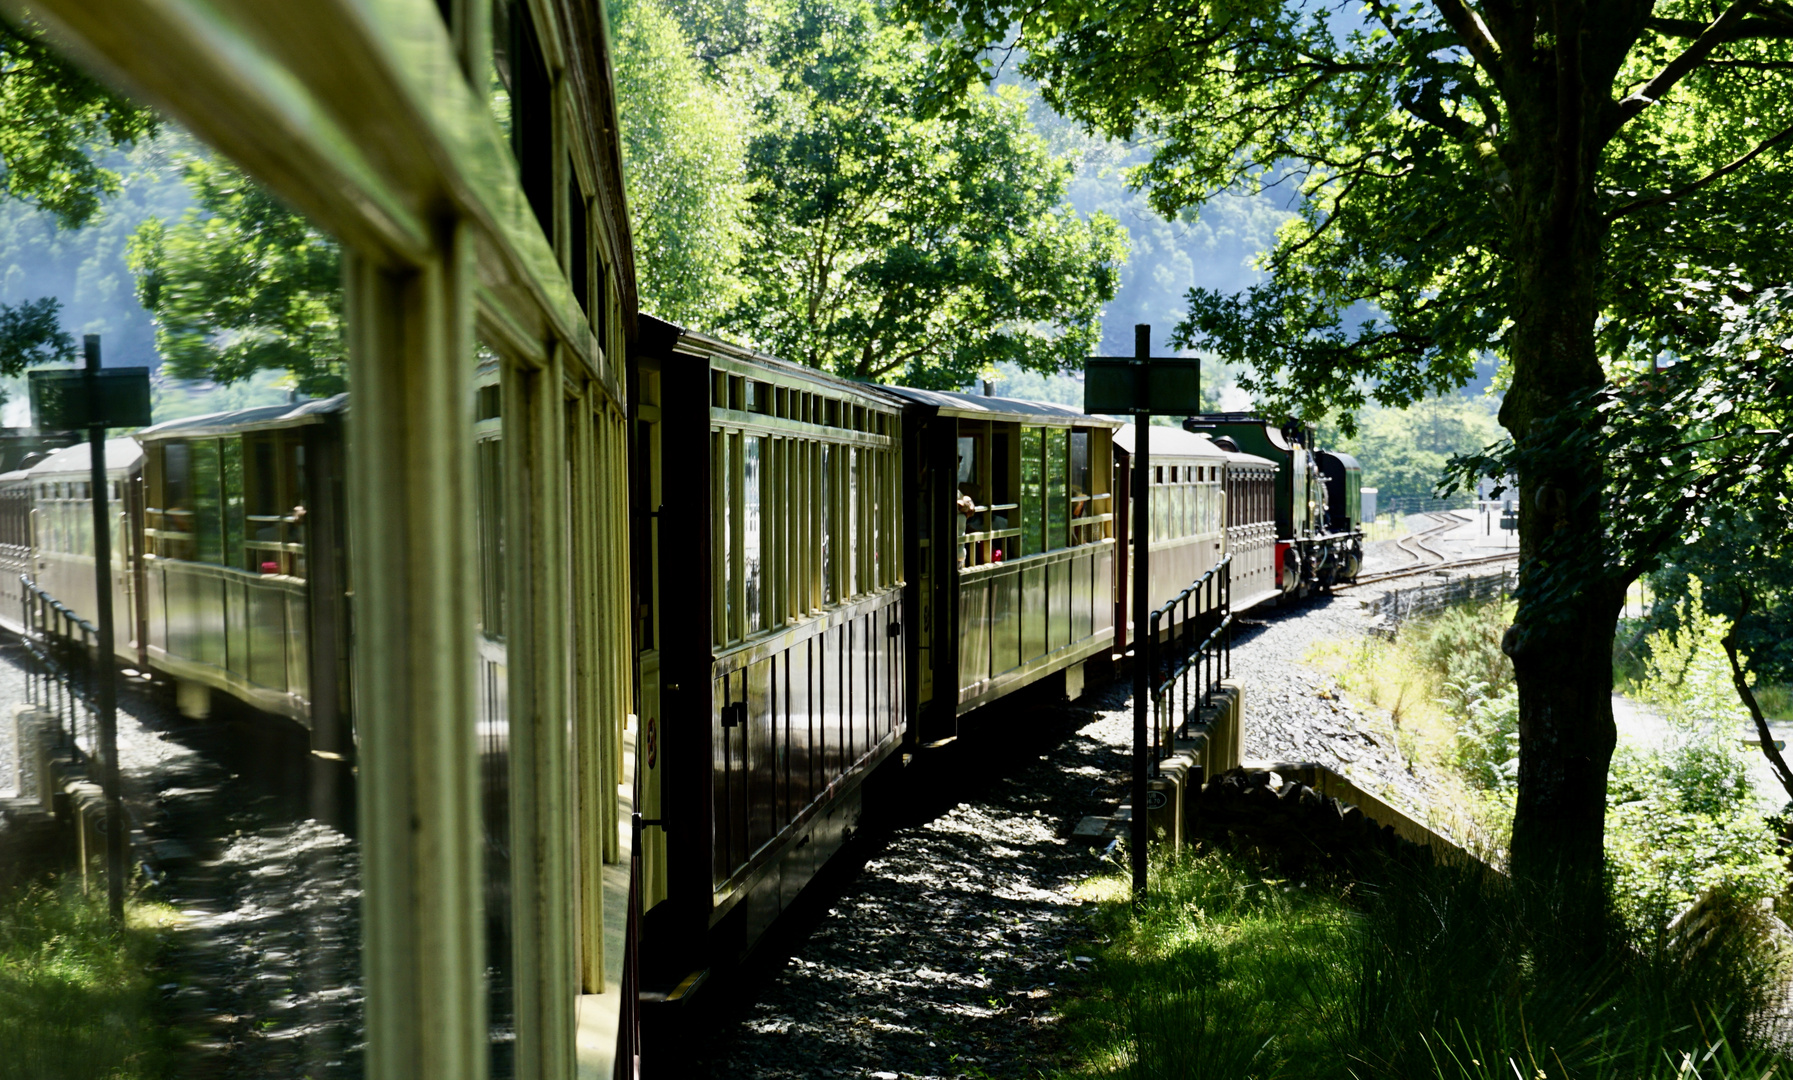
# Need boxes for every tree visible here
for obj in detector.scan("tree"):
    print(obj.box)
[0,295,75,375]
[0,15,159,401]
[610,0,753,327]
[911,0,1793,906]
[128,157,345,396]
[1344,396,1502,509]
[717,0,1127,387]
[0,16,157,229]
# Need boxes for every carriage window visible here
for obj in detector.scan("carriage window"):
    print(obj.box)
[957,436,976,486]
[510,0,553,238]
[568,160,589,318]
[743,435,763,632]
[846,447,860,597]
[474,441,506,640]
[1069,431,1090,544]
[1046,429,1068,550]
[820,443,832,605]
[222,438,246,570]
[713,431,730,644]
[1020,426,1043,556]
[191,438,224,565]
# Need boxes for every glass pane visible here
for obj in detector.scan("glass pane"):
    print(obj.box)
[846,447,858,597]
[1070,431,1089,544]
[1046,431,1067,551]
[476,436,506,639]
[744,436,762,632]
[821,444,832,604]
[1020,427,1043,556]
[192,438,223,565]
[223,438,246,569]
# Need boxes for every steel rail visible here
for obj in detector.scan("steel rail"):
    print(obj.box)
[1342,550,1520,589]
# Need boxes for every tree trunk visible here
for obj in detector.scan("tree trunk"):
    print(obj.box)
[1497,91,1625,920]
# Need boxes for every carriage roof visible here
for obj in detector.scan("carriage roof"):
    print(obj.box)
[135,393,349,442]
[26,438,145,480]
[1113,423,1276,470]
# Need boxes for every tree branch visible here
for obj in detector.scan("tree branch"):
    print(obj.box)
[1721,592,1793,803]
[1432,0,1505,86]
[1615,0,1767,132]
[1607,117,1793,220]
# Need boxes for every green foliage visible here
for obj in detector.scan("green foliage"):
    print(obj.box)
[1060,846,1791,1080]
[1449,284,1793,654]
[0,135,195,378]
[0,296,74,381]
[1648,525,1793,690]
[128,157,344,396]
[1634,578,1753,732]
[1606,743,1785,933]
[671,0,1127,387]
[911,0,1793,430]
[1062,847,1355,1079]
[610,0,752,328]
[0,880,179,1079]
[1455,687,1519,792]
[1413,602,1515,709]
[1341,397,1502,507]
[1603,576,1785,931]
[0,17,158,230]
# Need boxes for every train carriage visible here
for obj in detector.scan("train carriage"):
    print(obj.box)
[12,441,145,662]
[0,468,30,624]
[17,0,650,1074]
[1112,424,1280,644]
[1219,442,1281,609]
[1186,414,1364,594]
[133,397,351,733]
[631,316,908,1001]
[883,388,1119,743]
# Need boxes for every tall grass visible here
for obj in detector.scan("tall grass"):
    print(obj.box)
[0,880,179,1080]
[1056,846,1792,1080]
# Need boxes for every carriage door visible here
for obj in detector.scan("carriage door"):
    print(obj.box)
[631,361,668,913]
[914,426,934,711]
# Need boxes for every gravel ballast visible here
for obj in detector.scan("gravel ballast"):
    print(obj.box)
[694,588,1451,1079]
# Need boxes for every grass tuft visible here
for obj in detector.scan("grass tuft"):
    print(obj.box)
[0,879,180,1080]
[1053,845,1793,1080]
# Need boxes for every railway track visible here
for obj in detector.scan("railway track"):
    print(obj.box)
[1391,511,1462,565]
[1344,550,1518,589]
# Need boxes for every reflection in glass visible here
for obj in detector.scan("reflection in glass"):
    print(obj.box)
[192,438,223,565]
[744,436,762,631]
[1046,429,1067,550]
[1020,427,1043,556]
[821,444,832,604]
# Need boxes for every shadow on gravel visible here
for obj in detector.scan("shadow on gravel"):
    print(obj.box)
[77,674,365,1080]
[682,674,1142,1080]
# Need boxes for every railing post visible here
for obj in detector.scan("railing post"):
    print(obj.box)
[1149,610,1162,775]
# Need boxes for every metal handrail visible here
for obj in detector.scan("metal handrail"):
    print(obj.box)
[1146,555,1234,774]
[18,573,104,766]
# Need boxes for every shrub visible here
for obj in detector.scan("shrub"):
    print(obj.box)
[0,880,179,1080]
[1453,684,1518,791]
[1412,601,1514,718]
[1606,742,1786,933]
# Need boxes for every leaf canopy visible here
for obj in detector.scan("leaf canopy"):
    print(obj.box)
[128,158,343,396]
